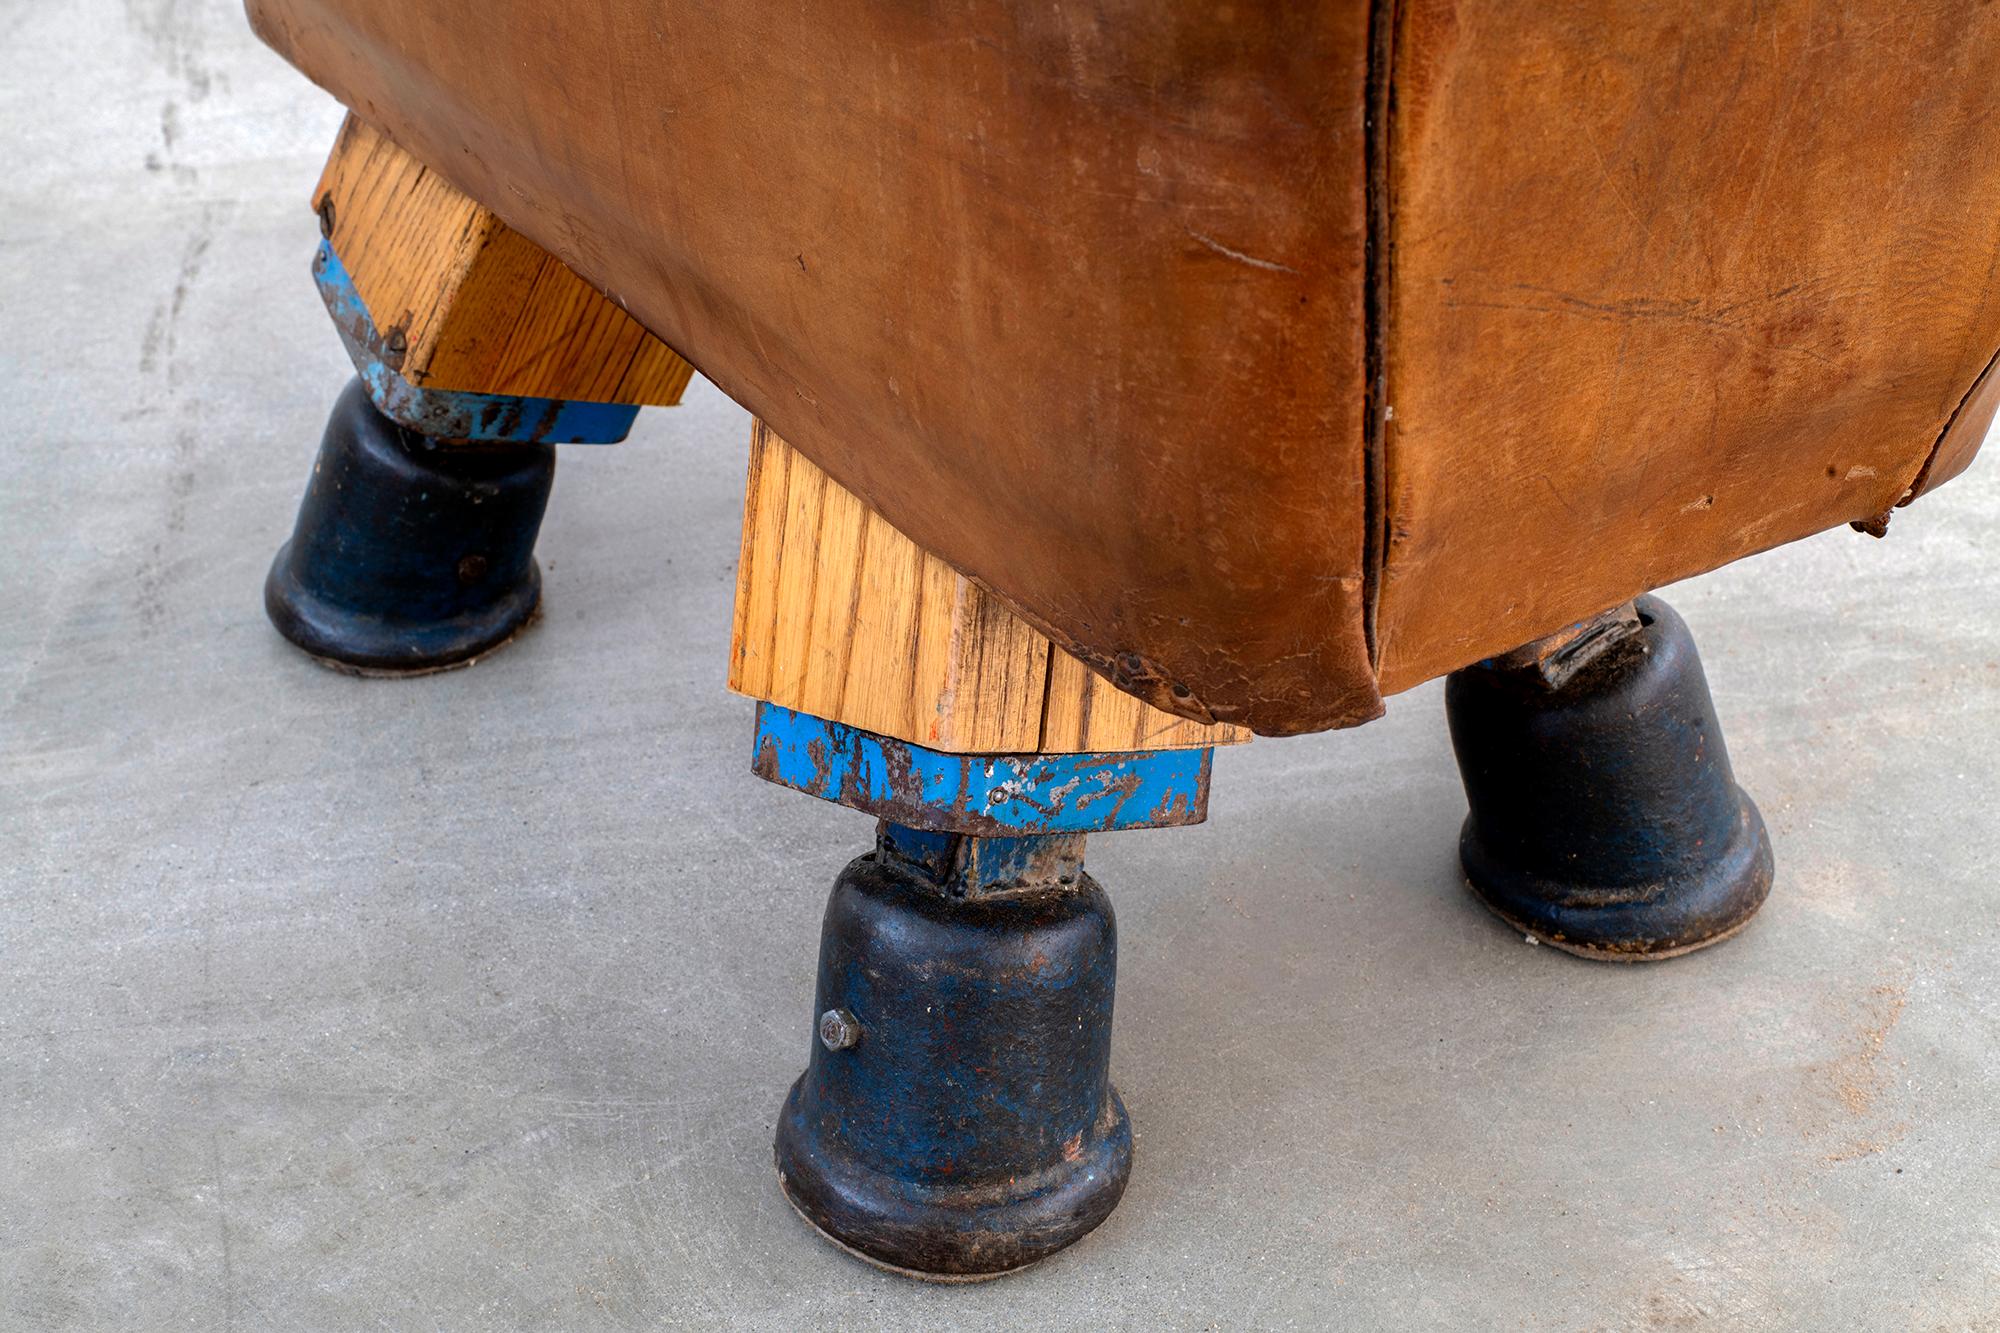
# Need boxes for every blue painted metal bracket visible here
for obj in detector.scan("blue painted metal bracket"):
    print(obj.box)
[749,702,1212,835]
[875,823,1088,895]
[312,239,642,445]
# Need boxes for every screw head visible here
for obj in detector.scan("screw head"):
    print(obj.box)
[817,1008,861,1052]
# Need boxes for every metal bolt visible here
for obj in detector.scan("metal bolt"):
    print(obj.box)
[818,1008,861,1052]
[382,325,409,370]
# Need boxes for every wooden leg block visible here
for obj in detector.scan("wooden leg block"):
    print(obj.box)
[314,113,694,406]
[728,420,1250,755]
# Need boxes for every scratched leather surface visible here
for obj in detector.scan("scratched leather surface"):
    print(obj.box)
[1373,0,2000,691]
[246,0,1993,734]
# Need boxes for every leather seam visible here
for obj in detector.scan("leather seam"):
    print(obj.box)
[1361,0,1402,672]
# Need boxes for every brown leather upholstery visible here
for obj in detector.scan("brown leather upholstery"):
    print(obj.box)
[1373,1,2000,691]
[248,0,1995,736]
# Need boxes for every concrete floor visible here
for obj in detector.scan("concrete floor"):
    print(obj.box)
[4,2,1998,1328]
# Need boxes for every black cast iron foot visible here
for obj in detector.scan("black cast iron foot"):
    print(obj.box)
[774,823,1131,1280]
[264,377,555,674]
[1444,595,1773,961]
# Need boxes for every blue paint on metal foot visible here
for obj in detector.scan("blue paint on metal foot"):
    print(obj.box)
[755,705,1205,1271]
[1446,594,1773,960]
[749,702,1212,835]
[264,377,554,673]
[313,240,642,445]
[775,821,1129,1279]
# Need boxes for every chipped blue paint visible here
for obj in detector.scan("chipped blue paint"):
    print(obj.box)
[312,240,641,444]
[749,702,1212,834]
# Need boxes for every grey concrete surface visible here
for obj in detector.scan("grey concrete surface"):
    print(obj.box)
[3,1,1997,1328]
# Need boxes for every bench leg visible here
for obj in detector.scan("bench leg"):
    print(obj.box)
[727,416,1236,1275]
[729,420,1240,1275]
[1445,594,1773,960]
[266,114,692,673]
[747,702,1216,1277]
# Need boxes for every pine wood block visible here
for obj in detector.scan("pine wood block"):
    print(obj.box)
[313,114,694,406]
[729,421,1250,755]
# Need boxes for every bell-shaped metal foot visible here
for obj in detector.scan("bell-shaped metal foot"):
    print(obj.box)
[775,823,1131,1280]
[265,377,555,674]
[1445,595,1773,961]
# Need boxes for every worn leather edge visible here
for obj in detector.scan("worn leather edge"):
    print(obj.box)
[1901,343,1999,504]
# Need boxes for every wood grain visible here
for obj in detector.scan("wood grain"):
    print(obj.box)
[314,114,693,406]
[729,421,1247,755]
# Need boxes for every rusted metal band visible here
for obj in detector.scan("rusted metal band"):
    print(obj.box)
[1483,600,1644,691]
[312,240,642,444]
[750,703,1212,835]
[874,822,1087,897]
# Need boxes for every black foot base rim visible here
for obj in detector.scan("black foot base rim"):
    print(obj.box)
[776,1180,1031,1285]
[265,542,542,674]
[774,1076,1133,1280]
[1461,791,1774,961]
